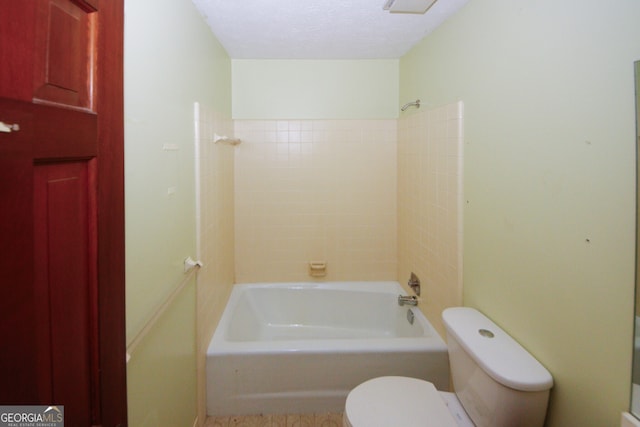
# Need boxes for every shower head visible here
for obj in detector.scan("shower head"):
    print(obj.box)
[401,99,420,111]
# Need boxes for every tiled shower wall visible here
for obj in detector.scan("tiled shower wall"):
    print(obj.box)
[195,103,236,425]
[198,106,463,421]
[234,120,398,283]
[398,101,464,336]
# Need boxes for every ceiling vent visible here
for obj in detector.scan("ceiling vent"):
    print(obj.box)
[383,0,437,14]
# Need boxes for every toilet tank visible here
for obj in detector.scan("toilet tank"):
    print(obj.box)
[442,307,553,427]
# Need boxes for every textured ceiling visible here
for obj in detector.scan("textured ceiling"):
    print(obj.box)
[191,0,470,59]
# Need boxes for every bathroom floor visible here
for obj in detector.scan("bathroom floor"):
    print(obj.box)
[204,413,343,427]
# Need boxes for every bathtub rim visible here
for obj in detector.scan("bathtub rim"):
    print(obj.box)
[207,280,447,356]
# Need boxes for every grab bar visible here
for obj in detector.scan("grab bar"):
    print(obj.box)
[126,265,200,362]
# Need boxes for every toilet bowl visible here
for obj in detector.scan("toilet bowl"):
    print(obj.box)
[343,307,553,427]
[343,376,473,427]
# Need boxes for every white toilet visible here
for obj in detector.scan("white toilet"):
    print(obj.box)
[343,307,553,427]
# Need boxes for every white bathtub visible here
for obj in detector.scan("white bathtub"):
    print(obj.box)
[206,281,449,416]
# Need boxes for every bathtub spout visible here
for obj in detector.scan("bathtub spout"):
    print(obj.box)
[398,295,418,306]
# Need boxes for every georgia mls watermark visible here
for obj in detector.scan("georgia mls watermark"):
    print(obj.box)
[0,406,63,427]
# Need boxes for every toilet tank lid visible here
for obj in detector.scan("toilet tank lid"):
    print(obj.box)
[442,307,553,392]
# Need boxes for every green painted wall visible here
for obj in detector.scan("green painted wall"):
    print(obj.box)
[232,59,399,119]
[124,0,231,424]
[126,279,196,427]
[400,1,640,425]
[125,0,231,343]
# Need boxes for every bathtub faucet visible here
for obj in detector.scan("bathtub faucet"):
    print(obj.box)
[398,295,418,307]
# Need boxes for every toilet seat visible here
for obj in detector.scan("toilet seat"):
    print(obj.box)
[343,376,462,427]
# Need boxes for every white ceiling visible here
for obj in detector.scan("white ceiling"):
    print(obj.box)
[191,0,470,59]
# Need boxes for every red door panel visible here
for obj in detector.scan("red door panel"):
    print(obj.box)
[0,0,126,425]
[34,161,95,425]
[33,0,96,110]
[0,102,37,404]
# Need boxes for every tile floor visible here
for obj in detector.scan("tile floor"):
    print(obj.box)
[204,413,343,427]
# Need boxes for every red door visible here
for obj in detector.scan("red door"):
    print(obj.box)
[0,1,126,425]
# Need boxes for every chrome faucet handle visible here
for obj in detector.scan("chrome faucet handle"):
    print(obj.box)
[408,272,421,296]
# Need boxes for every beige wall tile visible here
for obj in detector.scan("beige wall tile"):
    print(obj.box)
[235,119,397,283]
[398,102,464,337]
[195,104,237,426]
